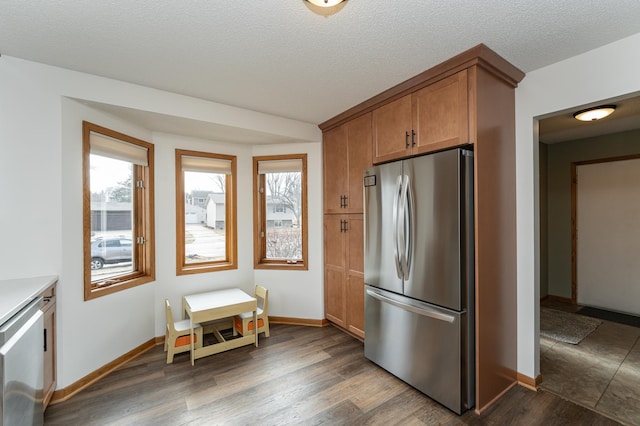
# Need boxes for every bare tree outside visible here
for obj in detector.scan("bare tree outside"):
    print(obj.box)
[266,172,301,225]
[266,228,301,259]
[210,174,226,194]
[265,172,302,259]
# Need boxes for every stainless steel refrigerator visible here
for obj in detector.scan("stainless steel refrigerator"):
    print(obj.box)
[363,147,474,414]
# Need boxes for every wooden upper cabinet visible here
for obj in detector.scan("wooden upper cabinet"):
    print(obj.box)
[346,114,372,213]
[323,113,372,214]
[323,125,348,214]
[372,95,413,164]
[413,70,469,155]
[372,70,470,164]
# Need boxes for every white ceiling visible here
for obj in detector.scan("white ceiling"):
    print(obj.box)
[2,0,640,142]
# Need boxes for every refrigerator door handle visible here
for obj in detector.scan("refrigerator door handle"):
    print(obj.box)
[398,175,412,280]
[396,176,409,280]
[392,175,403,279]
[366,288,456,323]
[403,174,413,279]
[398,175,408,279]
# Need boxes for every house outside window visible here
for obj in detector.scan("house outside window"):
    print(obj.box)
[176,149,237,275]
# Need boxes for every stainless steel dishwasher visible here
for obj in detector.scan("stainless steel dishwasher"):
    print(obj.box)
[0,297,44,426]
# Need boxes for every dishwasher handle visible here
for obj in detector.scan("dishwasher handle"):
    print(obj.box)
[0,297,43,345]
[366,288,455,323]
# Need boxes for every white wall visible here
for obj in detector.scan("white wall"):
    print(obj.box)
[149,132,257,338]
[60,98,157,385]
[516,32,640,380]
[252,143,325,320]
[0,56,322,388]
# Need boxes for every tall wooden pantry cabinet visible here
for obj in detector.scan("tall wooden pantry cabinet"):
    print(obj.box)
[320,44,525,413]
[323,113,371,339]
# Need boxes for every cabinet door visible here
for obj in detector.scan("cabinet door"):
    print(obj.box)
[42,300,56,408]
[346,113,372,213]
[413,70,469,154]
[346,215,365,338]
[324,215,346,327]
[323,125,348,214]
[372,94,412,164]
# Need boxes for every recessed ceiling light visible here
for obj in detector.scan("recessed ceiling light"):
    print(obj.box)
[573,105,616,122]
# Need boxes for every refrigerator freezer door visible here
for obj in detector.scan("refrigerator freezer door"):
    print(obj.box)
[364,285,472,414]
[364,161,404,295]
[403,149,466,311]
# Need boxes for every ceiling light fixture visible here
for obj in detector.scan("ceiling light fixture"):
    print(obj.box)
[304,0,347,16]
[306,0,345,6]
[573,105,616,122]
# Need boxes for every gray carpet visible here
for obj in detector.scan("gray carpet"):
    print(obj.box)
[540,307,603,345]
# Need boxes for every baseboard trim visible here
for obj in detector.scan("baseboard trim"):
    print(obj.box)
[542,294,573,304]
[49,338,157,405]
[49,318,326,405]
[269,316,329,327]
[517,372,542,391]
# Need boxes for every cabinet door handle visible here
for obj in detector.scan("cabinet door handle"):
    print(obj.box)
[411,129,416,147]
[405,131,410,148]
[343,195,347,208]
[343,220,348,232]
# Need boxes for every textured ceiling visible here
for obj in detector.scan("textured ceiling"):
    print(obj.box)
[2,0,640,141]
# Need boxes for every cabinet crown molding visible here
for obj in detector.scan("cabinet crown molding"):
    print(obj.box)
[319,43,525,132]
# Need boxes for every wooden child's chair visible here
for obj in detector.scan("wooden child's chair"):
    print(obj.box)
[164,299,203,364]
[234,285,270,338]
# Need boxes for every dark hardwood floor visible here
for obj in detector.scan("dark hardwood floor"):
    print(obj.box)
[45,324,622,425]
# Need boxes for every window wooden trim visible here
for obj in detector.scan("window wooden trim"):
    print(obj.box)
[253,154,308,270]
[175,149,237,275]
[82,121,155,301]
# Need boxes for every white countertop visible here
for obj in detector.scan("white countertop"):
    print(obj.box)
[0,275,58,325]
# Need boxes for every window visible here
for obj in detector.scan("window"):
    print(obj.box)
[253,154,307,270]
[176,149,237,274]
[83,121,155,300]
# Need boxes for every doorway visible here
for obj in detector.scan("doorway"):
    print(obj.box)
[538,96,640,425]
